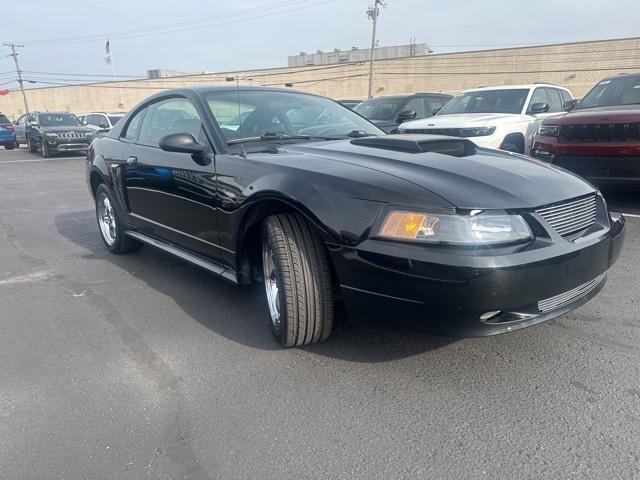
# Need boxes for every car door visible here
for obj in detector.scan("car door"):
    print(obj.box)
[122,96,221,260]
[15,114,27,143]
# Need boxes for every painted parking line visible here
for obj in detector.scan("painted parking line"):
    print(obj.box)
[0,157,84,164]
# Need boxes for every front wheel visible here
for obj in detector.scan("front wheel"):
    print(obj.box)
[41,141,50,158]
[28,137,37,153]
[4,142,16,150]
[95,184,142,254]
[262,213,334,347]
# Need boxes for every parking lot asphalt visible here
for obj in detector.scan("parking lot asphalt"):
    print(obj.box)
[1,148,639,480]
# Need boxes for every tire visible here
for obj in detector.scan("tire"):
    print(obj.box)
[4,142,15,150]
[501,135,524,154]
[95,184,142,254]
[262,213,333,347]
[41,141,50,158]
[28,137,37,153]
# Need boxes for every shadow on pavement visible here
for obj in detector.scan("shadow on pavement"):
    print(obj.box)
[55,209,458,362]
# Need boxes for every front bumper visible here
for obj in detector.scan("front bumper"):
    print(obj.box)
[533,137,640,184]
[329,211,625,336]
[45,139,90,152]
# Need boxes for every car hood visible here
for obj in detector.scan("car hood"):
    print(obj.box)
[41,125,92,133]
[287,136,594,209]
[401,113,522,129]
[544,104,640,125]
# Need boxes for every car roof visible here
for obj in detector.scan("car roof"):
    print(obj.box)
[460,84,568,93]
[598,72,640,81]
[88,111,127,115]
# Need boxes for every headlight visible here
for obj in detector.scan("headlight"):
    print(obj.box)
[378,210,532,245]
[460,127,496,137]
[44,132,59,137]
[538,125,559,137]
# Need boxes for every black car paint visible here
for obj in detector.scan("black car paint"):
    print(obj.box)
[87,86,625,337]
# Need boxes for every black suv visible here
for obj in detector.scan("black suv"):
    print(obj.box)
[27,112,94,157]
[353,93,453,132]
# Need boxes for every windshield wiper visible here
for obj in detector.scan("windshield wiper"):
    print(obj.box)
[227,132,313,145]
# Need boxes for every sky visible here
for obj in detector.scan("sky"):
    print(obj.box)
[1,0,639,87]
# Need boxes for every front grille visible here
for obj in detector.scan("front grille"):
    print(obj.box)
[57,132,86,139]
[554,156,640,179]
[537,273,606,312]
[535,194,597,237]
[559,123,640,142]
[405,128,463,137]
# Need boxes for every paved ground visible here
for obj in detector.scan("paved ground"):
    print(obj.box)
[1,148,639,480]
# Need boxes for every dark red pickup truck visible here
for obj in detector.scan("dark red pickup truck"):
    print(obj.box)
[532,73,640,185]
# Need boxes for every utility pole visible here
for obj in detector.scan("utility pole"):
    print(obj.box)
[366,0,385,99]
[3,43,29,114]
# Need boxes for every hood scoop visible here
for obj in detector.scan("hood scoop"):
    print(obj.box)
[350,134,477,157]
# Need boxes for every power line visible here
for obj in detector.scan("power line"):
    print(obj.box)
[17,0,337,46]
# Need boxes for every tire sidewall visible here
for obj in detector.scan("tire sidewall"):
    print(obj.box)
[262,227,289,346]
[95,184,126,252]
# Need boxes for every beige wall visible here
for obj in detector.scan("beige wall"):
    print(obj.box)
[1,37,639,119]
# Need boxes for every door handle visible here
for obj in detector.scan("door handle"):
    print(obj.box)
[126,156,138,165]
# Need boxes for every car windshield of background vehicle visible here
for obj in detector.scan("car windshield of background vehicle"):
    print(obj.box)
[578,76,640,109]
[0,114,10,124]
[108,115,124,126]
[205,90,383,142]
[437,89,529,115]
[39,113,80,127]
[353,97,406,120]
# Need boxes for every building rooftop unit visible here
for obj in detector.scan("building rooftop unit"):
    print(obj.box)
[288,43,432,67]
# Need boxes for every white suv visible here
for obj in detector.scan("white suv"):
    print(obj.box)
[397,84,572,154]
[83,112,126,133]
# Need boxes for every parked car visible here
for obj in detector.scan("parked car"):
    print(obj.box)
[353,93,453,133]
[83,111,126,133]
[87,86,624,347]
[14,112,35,148]
[398,84,572,154]
[337,99,362,109]
[27,112,94,157]
[0,113,17,150]
[77,115,85,124]
[532,73,640,185]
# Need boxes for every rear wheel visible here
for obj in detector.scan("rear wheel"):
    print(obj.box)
[262,213,333,347]
[4,142,15,150]
[95,184,142,254]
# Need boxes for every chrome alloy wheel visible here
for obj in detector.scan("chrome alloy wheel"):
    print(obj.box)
[262,238,281,328]
[97,193,117,246]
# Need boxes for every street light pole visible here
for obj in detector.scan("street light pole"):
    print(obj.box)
[3,42,29,114]
[366,0,384,99]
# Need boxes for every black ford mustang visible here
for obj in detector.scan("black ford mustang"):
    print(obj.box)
[86,86,625,347]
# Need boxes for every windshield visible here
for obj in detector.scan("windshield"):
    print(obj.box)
[0,114,10,124]
[39,113,80,127]
[353,96,406,120]
[578,76,640,109]
[108,115,124,126]
[205,90,383,143]
[438,89,529,115]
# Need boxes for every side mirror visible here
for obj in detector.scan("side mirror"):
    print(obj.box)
[432,107,442,116]
[397,109,417,121]
[563,99,578,111]
[159,132,207,155]
[12,120,18,125]
[29,120,38,126]
[529,102,549,114]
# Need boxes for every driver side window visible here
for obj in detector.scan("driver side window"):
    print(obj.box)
[404,97,427,119]
[138,97,203,146]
